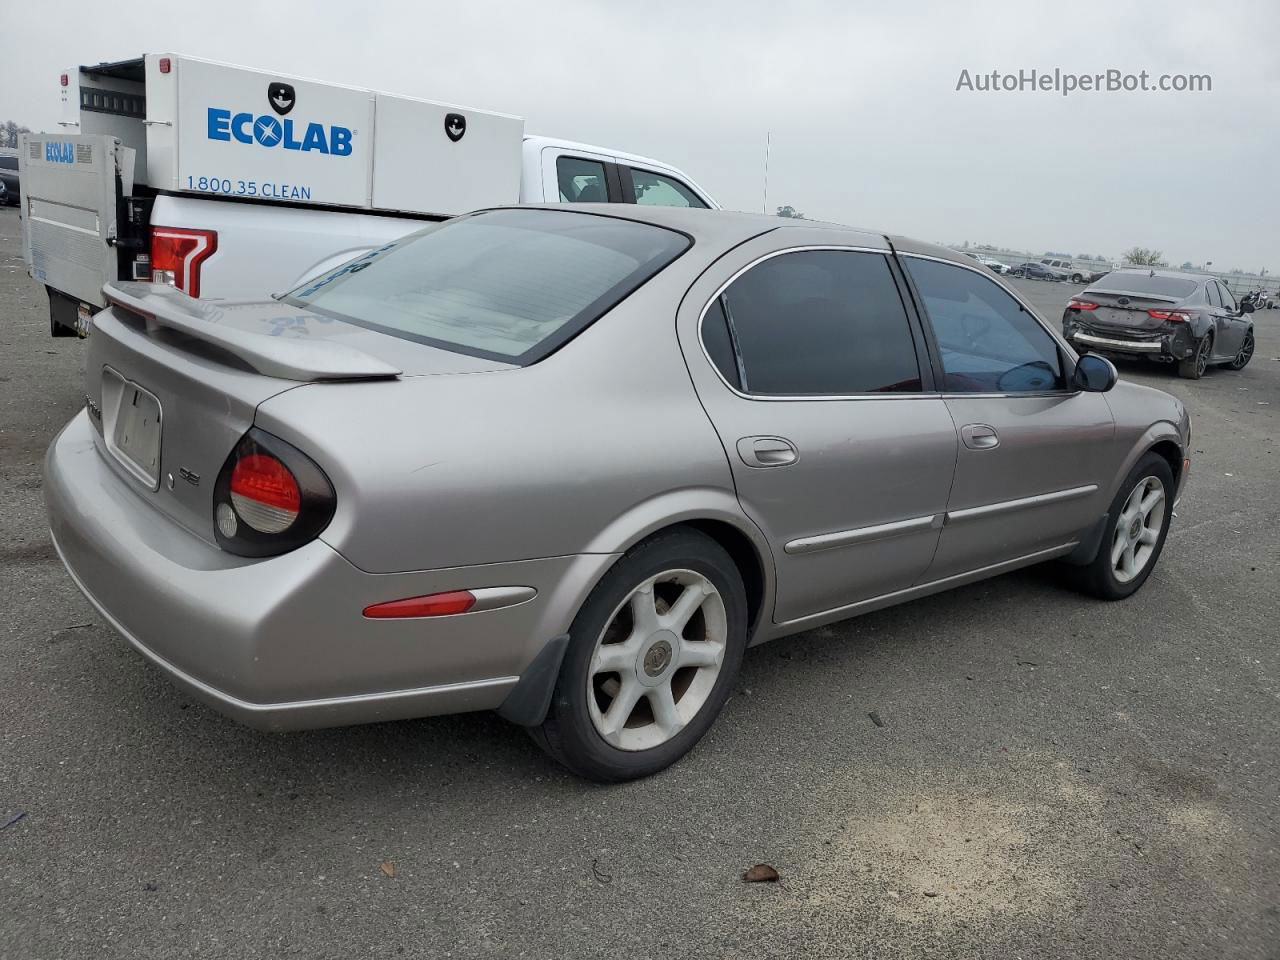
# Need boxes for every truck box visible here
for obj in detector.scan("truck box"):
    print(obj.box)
[52,53,525,215]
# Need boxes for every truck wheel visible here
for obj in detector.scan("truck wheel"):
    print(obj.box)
[1229,330,1254,370]
[1068,453,1174,601]
[532,528,747,782]
[1071,273,1084,283]
[1177,334,1212,379]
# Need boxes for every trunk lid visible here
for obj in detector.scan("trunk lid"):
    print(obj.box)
[86,284,513,544]
[1079,291,1181,334]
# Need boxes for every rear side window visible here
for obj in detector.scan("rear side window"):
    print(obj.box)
[707,250,922,395]
[284,209,689,365]
[0,157,17,171]
[904,257,1065,393]
[701,298,741,389]
[557,156,609,203]
[629,168,707,208]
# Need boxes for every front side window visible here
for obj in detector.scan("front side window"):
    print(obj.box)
[1206,282,1221,307]
[629,168,707,208]
[285,209,689,364]
[904,257,1065,394]
[706,250,922,395]
[556,156,609,203]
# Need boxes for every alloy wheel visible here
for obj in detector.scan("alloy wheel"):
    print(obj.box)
[586,569,728,752]
[1196,338,1210,377]
[1232,332,1254,369]
[1111,476,1166,583]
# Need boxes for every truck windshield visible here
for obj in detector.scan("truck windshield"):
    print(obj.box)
[283,208,690,364]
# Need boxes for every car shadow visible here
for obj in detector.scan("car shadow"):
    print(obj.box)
[92,559,1094,798]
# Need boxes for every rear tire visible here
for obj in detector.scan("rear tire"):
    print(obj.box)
[532,529,748,782]
[1067,453,1174,601]
[1178,334,1212,379]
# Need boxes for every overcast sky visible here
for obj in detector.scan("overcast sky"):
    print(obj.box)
[2,0,1276,272]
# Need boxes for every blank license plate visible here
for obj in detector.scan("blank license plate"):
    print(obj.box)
[101,368,163,489]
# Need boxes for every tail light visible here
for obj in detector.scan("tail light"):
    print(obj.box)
[213,429,335,557]
[150,226,217,297]
[1067,299,1099,311]
[1147,309,1192,324]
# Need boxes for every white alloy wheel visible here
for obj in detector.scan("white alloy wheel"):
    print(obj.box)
[586,569,728,752]
[1111,476,1166,583]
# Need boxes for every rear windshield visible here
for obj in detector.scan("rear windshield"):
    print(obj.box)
[283,208,690,364]
[1092,273,1198,298]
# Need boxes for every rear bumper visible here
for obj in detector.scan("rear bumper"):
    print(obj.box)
[45,411,612,730]
[1064,321,1196,362]
[1071,332,1165,354]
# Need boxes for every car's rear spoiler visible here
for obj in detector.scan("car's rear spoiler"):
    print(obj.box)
[102,282,402,381]
[1085,287,1181,303]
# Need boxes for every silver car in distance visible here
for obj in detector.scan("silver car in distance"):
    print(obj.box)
[45,206,1191,781]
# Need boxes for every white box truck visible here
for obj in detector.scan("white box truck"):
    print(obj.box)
[19,54,717,336]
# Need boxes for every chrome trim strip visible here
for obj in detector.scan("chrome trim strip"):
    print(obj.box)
[777,541,1078,629]
[785,514,942,555]
[468,585,537,613]
[1071,333,1163,353]
[50,529,519,716]
[946,484,1098,522]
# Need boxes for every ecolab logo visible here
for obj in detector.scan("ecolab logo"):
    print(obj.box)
[206,108,353,156]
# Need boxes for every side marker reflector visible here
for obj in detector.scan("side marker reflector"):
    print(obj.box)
[363,591,477,619]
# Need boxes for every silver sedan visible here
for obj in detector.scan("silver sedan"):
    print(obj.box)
[45,205,1190,781]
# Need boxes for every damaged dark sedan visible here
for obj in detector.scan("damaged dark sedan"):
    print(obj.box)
[1062,269,1255,379]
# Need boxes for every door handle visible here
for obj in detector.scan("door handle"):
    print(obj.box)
[961,423,1000,450]
[737,436,798,467]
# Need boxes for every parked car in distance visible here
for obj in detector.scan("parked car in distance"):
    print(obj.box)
[976,255,1011,274]
[45,206,1191,781]
[1063,269,1255,379]
[0,149,19,206]
[1011,261,1058,280]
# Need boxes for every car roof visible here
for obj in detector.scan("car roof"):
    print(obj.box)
[480,204,994,272]
[1108,268,1211,283]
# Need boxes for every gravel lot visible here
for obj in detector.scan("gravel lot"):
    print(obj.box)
[2,205,1278,959]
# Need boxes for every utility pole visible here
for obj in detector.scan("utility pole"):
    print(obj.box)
[762,131,771,215]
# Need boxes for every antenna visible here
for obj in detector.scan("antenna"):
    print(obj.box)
[762,131,771,215]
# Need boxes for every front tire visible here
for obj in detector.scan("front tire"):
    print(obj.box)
[1069,453,1174,600]
[532,529,748,782]
[1178,333,1212,379]
[1230,329,1255,370]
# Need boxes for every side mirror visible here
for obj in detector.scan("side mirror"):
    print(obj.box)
[1241,300,1255,314]
[1073,354,1117,392]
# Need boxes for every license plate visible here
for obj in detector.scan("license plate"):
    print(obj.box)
[101,368,163,489]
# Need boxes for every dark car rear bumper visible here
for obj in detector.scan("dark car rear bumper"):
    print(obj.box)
[1062,319,1197,363]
